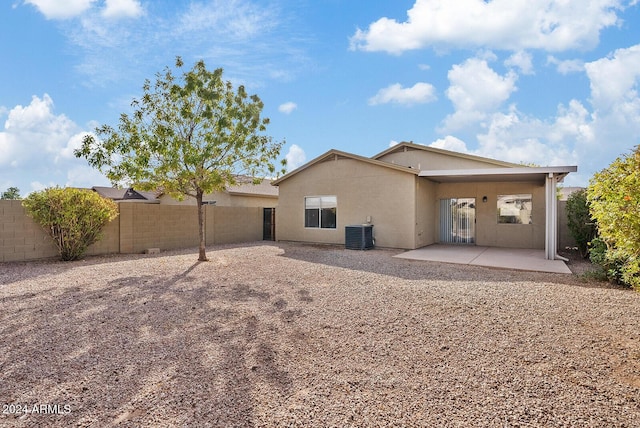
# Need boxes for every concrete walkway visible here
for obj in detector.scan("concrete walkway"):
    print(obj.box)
[394,244,572,274]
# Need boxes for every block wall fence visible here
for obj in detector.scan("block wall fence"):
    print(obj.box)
[1,200,576,263]
[0,201,263,262]
[557,200,577,251]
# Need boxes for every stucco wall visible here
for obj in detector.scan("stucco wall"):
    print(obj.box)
[415,178,437,248]
[435,181,546,249]
[275,157,418,249]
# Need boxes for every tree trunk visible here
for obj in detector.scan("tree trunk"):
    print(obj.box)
[196,190,208,261]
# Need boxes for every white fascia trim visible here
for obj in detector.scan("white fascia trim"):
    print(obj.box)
[418,166,577,178]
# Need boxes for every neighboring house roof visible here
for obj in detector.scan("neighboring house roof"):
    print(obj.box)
[271,149,419,186]
[92,186,159,202]
[372,142,522,168]
[227,177,278,197]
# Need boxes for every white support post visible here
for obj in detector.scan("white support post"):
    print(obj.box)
[545,173,558,260]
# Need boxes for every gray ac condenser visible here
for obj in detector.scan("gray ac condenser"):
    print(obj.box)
[345,224,374,250]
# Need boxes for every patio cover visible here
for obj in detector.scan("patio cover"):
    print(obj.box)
[418,166,578,261]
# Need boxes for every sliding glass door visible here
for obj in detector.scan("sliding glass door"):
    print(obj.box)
[440,198,476,244]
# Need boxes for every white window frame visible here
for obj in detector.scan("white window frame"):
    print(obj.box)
[304,196,337,229]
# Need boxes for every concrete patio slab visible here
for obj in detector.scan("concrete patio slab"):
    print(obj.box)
[394,244,572,274]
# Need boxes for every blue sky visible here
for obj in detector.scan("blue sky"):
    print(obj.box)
[2,0,640,195]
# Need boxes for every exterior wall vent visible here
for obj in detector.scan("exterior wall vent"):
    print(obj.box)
[345,225,374,250]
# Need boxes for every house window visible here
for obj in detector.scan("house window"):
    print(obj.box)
[305,196,337,229]
[497,194,532,224]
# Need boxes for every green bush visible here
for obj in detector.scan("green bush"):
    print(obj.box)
[566,189,596,258]
[587,145,640,290]
[588,237,626,284]
[22,187,119,261]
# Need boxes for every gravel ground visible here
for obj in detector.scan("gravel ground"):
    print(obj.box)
[0,242,639,427]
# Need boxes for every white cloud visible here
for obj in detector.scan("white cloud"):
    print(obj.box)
[25,0,95,19]
[585,44,640,111]
[102,0,143,19]
[65,164,111,188]
[475,108,579,167]
[285,144,306,171]
[350,0,622,54]
[549,100,595,145]
[278,102,298,114]
[442,58,518,130]
[429,136,469,153]
[435,42,640,186]
[61,0,302,88]
[388,140,400,147]
[579,44,640,181]
[505,51,534,75]
[2,94,77,163]
[368,82,437,106]
[0,95,109,192]
[24,0,143,20]
[30,181,55,192]
[58,132,91,162]
[547,56,585,75]
[177,0,278,40]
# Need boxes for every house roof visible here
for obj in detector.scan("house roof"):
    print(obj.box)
[92,186,159,202]
[272,144,577,186]
[271,149,419,186]
[372,141,522,168]
[227,177,278,197]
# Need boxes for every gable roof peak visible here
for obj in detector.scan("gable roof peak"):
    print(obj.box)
[372,141,521,168]
[271,148,418,186]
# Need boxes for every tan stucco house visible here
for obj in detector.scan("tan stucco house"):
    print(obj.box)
[272,142,577,260]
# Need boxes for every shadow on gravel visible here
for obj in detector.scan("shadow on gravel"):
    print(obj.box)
[0,258,294,427]
[0,243,261,286]
[0,251,195,286]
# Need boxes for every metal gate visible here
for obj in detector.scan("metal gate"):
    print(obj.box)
[439,198,475,244]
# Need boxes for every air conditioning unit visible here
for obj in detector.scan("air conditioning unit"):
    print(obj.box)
[345,225,374,250]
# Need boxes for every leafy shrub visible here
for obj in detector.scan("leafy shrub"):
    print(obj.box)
[566,189,596,258]
[22,187,119,261]
[588,237,626,284]
[587,145,640,290]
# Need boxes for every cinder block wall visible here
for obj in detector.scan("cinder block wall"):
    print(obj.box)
[0,200,120,262]
[0,200,58,262]
[1,201,265,262]
[122,204,200,254]
[209,206,262,244]
[558,200,577,250]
